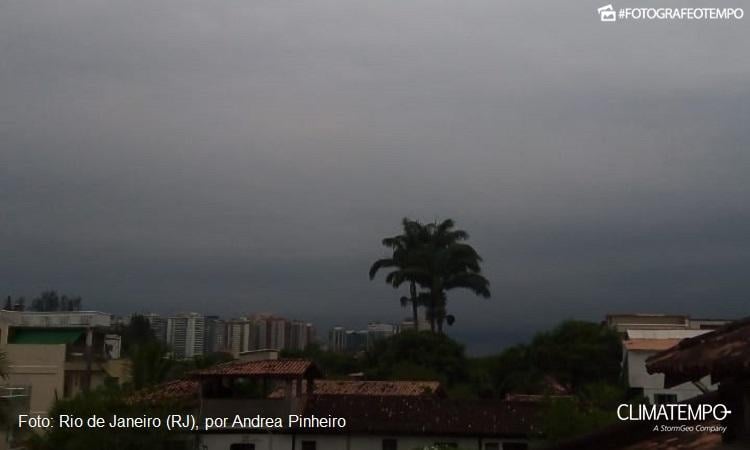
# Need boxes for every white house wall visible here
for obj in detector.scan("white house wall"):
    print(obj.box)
[199,433,530,450]
[626,350,714,402]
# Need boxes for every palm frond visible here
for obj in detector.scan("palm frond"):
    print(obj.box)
[445,272,491,298]
[369,258,396,279]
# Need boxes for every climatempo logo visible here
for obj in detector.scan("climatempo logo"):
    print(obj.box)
[617,403,732,433]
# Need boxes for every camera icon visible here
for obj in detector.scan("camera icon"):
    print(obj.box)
[598,4,617,22]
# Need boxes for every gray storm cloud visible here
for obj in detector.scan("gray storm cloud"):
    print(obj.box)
[1,0,748,352]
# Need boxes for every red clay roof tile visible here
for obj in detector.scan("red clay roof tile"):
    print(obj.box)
[192,359,320,378]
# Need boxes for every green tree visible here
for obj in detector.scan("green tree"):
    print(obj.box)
[371,218,490,333]
[540,382,643,442]
[130,342,174,390]
[364,331,468,385]
[416,219,490,333]
[281,344,361,378]
[370,218,430,328]
[30,291,82,312]
[528,320,622,390]
[116,314,158,356]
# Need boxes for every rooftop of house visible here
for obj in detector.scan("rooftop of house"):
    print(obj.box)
[301,395,539,437]
[623,338,683,352]
[127,379,200,405]
[191,359,322,379]
[626,329,709,340]
[128,375,538,438]
[131,377,444,404]
[646,316,750,387]
[268,379,443,398]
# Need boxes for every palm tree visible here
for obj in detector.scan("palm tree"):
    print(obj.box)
[369,218,429,328]
[371,218,491,334]
[421,235,491,333]
[130,342,174,390]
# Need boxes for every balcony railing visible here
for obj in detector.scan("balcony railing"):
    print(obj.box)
[15,311,111,328]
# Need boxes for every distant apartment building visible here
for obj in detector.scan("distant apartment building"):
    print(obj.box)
[328,326,346,352]
[204,315,227,354]
[346,329,368,352]
[166,313,205,359]
[225,315,316,357]
[393,308,432,333]
[607,313,730,404]
[250,315,269,350]
[327,327,370,353]
[288,320,314,351]
[268,316,287,350]
[110,315,129,327]
[367,321,397,348]
[145,313,168,342]
[0,310,128,417]
[225,318,250,357]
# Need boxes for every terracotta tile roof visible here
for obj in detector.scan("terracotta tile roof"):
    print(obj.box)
[127,379,199,405]
[503,394,572,402]
[316,380,441,396]
[646,316,750,387]
[624,339,682,352]
[301,395,540,437]
[269,380,443,398]
[192,359,321,378]
[129,382,538,438]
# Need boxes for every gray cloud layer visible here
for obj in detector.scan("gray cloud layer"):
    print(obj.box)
[2,0,749,352]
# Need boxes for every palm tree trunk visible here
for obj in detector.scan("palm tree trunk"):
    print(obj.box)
[436,298,445,334]
[409,282,419,329]
[429,295,437,333]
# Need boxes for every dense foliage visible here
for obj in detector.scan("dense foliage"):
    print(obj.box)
[370,218,490,333]
[364,331,468,384]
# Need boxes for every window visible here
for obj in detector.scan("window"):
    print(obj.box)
[382,439,398,450]
[502,443,528,450]
[229,445,255,450]
[654,393,677,404]
[301,441,316,450]
[484,444,500,450]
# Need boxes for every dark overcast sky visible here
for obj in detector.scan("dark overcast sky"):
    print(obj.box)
[1,0,748,353]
